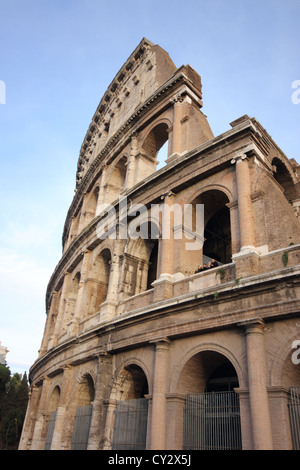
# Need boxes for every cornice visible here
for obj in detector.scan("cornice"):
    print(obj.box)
[33,263,300,383]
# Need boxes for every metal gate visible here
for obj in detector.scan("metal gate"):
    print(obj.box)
[289,387,300,450]
[44,410,57,450]
[183,391,242,450]
[71,405,93,450]
[112,398,148,450]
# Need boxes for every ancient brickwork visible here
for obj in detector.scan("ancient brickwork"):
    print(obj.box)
[20,39,300,451]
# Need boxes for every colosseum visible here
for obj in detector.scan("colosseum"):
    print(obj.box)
[20,38,300,451]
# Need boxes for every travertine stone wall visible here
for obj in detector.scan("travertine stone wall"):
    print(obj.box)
[20,39,300,451]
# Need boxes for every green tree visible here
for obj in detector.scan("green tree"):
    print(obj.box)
[0,364,29,450]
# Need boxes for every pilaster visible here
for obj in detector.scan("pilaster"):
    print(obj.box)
[240,319,273,449]
[149,338,171,450]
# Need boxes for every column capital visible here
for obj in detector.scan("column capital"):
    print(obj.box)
[149,337,171,350]
[238,318,266,334]
[171,93,185,105]
[94,350,112,363]
[231,153,249,164]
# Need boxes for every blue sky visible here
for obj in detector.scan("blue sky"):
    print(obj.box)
[0,0,299,376]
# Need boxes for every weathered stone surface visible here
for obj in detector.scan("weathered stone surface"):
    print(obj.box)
[19,39,300,451]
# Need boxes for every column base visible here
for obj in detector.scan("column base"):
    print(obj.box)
[99,300,118,322]
[165,152,183,164]
[232,247,260,278]
[152,273,185,302]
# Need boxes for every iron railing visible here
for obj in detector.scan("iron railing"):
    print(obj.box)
[183,391,242,450]
[289,387,300,450]
[112,398,148,450]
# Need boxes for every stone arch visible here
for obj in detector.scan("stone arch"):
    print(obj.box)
[68,201,83,245]
[173,343,244,394]
[187,183,234,206]
[86,185,100,222]
[63,271,81,331]
[108,362,150,450]
[44,385,61,450]
[189,187,233,265]
[105,154,128,203]
[170,343,244,450]
[76,373,95,406]
[140,121,170,170]
[272,157,298,203]
[269,329,300,388]
[69,373,96,450]
[48,385,61,413]
[89,248,112,312]
[110,361,150,401]
[122,219,160,296]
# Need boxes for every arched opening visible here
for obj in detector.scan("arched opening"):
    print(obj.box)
[205,361,239,392]
[44,386,61,450]
[272,157,297,203]
[48,386,60,413]
[105,156,128,203]
[204,205,231,264]
[140,123,169,176]
[89,186,99,221]
[76,374,95,405]
[91,249,111,311]
[147,240,159,290]
[71,374,95,450]
[178,351,241,450]
[156,139,169,169]
[192,190,232,268]
[123,220,160,296]
[63,272,81,333]
[112,365,149,450]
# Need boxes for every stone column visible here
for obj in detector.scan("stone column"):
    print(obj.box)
[77,192,89,234]
[69,250,92,336]
[18,385,40,449]
[158,193,175,279]
[96,164,108,210]
[51,365,74,450]
[152,193,175,301]
[126,132,139,188]
[87,352,112,450]
[50,405,67,450]
[170,95,184,157]
[100,240,122,320]
[39,291,59,356]
[49,271,71,348]
[243,319,273,450]
[149,338,171,450]
[231,154,255,251]
[102,399,117,449]
[30,376,51,450]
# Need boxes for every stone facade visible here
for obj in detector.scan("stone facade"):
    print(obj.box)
[20,38,300,451]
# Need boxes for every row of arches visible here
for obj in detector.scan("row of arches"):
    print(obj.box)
[46,188,233,348]
[38,335,300,450]
[42,185,236,353]
[66,122,170,249]
[42,349,241,451]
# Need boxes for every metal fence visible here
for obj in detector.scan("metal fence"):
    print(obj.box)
[112,398,148,450]
[71,405,93,450]
[44,410,57,450]
[289,387,300,450]
[183,391,242,450]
